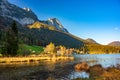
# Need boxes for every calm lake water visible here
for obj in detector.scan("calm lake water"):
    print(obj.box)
[74,54,120,68]
[0,54,120,80]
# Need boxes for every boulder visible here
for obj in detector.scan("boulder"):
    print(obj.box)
[75,62,89,71]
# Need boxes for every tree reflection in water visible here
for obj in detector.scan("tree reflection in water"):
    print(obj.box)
[22,59,74,80]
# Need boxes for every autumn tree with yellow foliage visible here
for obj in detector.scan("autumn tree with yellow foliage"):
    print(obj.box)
[44,42,56,56]
[59,45,66,56]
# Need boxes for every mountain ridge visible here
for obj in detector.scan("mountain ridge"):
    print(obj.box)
[108,41,120,46]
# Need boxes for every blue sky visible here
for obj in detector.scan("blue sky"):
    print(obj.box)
[8,0,120,45]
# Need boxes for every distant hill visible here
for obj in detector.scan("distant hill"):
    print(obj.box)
[28,21,56,30]
[108,41,120,46]
[85,38,97,44]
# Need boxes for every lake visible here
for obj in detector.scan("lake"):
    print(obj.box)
[0,54,120,80]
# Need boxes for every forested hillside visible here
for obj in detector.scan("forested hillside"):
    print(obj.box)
[19,27,84,48]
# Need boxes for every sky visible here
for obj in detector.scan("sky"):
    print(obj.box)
[8,0,120,45]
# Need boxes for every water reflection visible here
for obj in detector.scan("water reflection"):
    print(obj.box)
[0,54,120,80]
[44,60,56,71]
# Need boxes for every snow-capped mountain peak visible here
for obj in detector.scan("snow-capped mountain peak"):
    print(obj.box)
[47,18,68,33]
[23,7,31,12]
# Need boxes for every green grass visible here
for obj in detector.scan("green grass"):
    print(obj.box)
[24,45,44,53]
[0,44,44,56]
[18,44,44,55]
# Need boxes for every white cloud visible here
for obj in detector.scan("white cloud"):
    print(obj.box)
[114,27,119,30]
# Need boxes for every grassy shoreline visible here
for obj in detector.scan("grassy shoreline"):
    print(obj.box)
[0,56,74,63]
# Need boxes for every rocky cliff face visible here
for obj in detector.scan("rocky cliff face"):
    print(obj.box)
[46,18,68,33]
[0,0,38,25]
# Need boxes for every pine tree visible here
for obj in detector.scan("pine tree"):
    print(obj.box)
[11,21,18,36]
[1,30,7,55]
[5,21,19,56]
[11,21,18,56]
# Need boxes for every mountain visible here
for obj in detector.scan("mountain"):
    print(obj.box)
[0,0,83,48]
[19,28,84,48]
[0,0,38,25]
[0,0,68,33]
[108,41,120,46]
